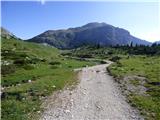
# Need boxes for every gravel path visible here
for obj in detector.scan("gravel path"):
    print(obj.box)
[40,61,143,120]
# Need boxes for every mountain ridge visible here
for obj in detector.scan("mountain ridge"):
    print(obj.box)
[27,22,151,49]
[155,40,160,44]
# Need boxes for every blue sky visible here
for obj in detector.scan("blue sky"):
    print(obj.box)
[1,1,160,42]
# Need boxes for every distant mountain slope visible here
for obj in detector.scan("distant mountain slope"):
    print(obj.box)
[1,27,18,39]
[28,22,151,49]
[155,41,160,44]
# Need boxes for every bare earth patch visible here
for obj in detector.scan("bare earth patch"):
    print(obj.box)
[117,76,148,96]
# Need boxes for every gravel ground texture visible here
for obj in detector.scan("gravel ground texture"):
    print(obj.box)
[40,61,143,120]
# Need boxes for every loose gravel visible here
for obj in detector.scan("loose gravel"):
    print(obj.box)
[40,61,143,120]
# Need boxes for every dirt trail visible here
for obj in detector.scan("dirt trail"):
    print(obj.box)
[40,61,143,120]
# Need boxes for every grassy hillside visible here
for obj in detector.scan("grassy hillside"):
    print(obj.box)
[108,56,160,120]
[1,37,96,120]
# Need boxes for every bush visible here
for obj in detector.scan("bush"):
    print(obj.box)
[68,65,72,68]
[19,54,28,58]
[22,80,28,83]
[108,51,113,55]
[109,56,121,62]
[49,61,61,65]
[1,92,8,100]
[1,50,13,57]
[117,61,122,67]
[23,65,34,70]
[1,92,23,101]
[40,59,46,62]
[28,88,39,97]
[1,64,16,75]
[13,59,28,65]
[14,57,42,65]
[100,61,107,64]
[29,58,41,64]
[77,54,93,58]
[50,65,58,69]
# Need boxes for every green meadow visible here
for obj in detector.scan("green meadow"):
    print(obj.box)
[1,37,96,120]
[108,56,160,120]
[1,37,160,120]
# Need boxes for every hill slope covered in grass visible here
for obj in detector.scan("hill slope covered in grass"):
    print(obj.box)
[1,37,95,120]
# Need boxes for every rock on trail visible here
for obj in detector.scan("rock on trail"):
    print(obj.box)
[40,61,143,120]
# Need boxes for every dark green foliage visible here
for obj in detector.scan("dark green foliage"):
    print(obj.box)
[77,54,93,58]
[1,50,30,60]
[99,60,107,64]
[13,59,29,65]
[68,65,72,68]
[29,58,41,64]
[109,56,121,62]
[1,92,24,101]
[63,45,127,59]
[23,65,35,70]
[1,64,16,75]
[13,57,43,66]
[148,82,160,86]
[113,44,160,55]
[49,61,61,65]
[67,44,160,60]
[28,88,37,96]
[40,59,46,62]
[50,65,59,69]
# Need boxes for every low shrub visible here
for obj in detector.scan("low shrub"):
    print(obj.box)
[1,64,16,75]
[77,54,93,58]
[23,65,34,70]
[29,58,41,64]
[109,56,121,62]
[13,59,28,65]
[50,65,58,69]
[1,92,23,101]
[49,61,61,65]
[100,60,107,64]
[40,59,46,62]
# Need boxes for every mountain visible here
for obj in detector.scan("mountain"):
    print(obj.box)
[154,41,160,44]
[27,22,151,49]
[1,27,18,39]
